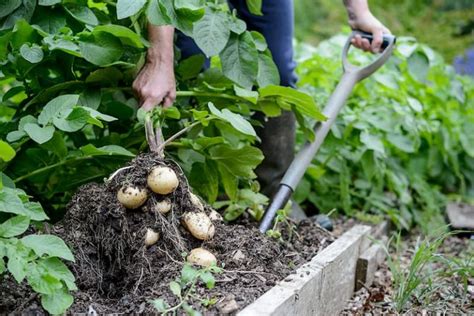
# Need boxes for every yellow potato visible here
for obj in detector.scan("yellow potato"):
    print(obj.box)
[208,210,223,221]
[144,228,160,246]
[189,192,204,211]
[182,212,215,240]
[154,199,172,214]
[117,186,148,209]
[147,166,179,195]
[187,248,217,267]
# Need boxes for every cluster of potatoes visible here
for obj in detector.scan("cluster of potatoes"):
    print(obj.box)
[116,166,219,267]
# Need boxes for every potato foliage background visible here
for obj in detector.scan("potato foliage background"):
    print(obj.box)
[293,36,474,233]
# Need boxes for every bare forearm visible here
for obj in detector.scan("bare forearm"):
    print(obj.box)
[146,25,175,66]
[133,24,177,110]
[343,0,370,22]
[342,0,390,53]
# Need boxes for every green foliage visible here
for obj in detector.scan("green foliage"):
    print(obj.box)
[151,262,222,315]
[0,185,76,315]
[295,35,474,232]
[214,188,268,221]
[0,0,324,214]
[265,204,295,241]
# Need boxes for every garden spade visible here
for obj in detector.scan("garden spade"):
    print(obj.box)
[259,31,397,233]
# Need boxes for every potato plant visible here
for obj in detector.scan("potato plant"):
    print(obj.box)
[293,35,474,232]
[0,181,76,314]
[0,0,324,215]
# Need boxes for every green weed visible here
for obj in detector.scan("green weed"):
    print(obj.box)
[382,229,471,312]
[150,262,223,316]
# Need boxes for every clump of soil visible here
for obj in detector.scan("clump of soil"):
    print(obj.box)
[1,152,334,314]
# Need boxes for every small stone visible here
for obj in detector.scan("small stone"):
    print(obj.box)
[217,295,239,314]
[446,202,474,229]
[468,285,474,296]
[265,280,275,286]
[88,305,98,316]
[232,249,246,261]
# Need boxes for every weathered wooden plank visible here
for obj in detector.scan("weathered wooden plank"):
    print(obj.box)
[238,225,371,316]
[355,243,386,290]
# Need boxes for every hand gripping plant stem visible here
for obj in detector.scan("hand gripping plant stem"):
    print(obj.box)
[258,31,397,233]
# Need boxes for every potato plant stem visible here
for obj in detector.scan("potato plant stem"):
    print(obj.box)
[175,91,249,103]
[145,115,158,153]
[111,87,251,103]
[156,121,202,152]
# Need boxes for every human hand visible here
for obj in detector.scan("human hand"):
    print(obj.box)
[348,11,391,53]
[132,58,176,111]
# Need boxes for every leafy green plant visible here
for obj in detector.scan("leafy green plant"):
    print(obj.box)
[265,205,296,241]
[0,185,76,314]
[294,35,474,232]
[213,188,268,221]
[379,229,474,313]
[0,0,323,216]
[151,262,223,316]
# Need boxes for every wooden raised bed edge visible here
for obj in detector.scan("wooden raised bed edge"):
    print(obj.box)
[238,224,385,316]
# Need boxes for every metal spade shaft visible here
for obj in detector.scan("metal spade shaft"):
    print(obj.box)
[259,31,396,233]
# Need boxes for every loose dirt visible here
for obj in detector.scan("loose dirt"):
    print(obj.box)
[1,153,334,314]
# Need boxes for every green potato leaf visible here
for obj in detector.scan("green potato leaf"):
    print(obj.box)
[220,32,258,89]
[23,123,55,144]
[193,8,230,57]
[246,0,263,16]
[0,140,16,162]
[0,215,30,237]
[93,25,144,48]
[257,51,280,87]
[116,0,147,19]
[64,4,98,25]
[0,0,22,18]
[78,32,123,66]
[209,144,263,178]
[20,43,43,63]
[38,94,80,126]
[208,102,256,136]
[21,234,74,261]
[41,288,74,315]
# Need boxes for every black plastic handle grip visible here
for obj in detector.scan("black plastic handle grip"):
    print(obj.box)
[354,30,396,51]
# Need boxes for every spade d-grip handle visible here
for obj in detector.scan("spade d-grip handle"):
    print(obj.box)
[343,30,396,80]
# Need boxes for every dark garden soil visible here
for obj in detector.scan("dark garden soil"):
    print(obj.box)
[0,153,334,315]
